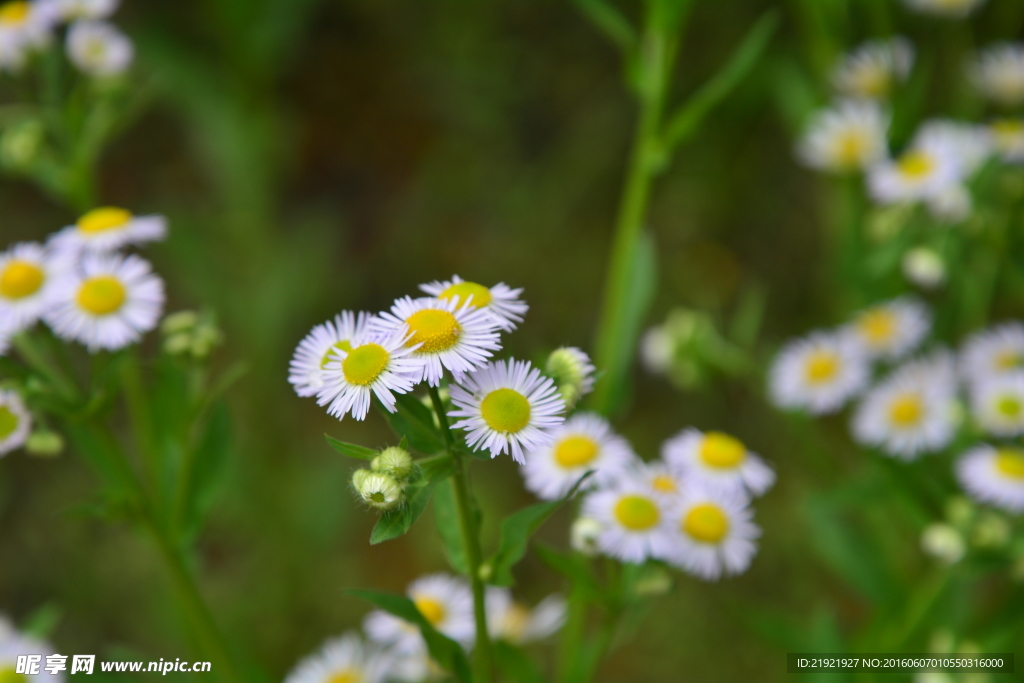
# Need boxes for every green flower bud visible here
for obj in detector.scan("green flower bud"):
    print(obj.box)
[545,347,595,410]
[351,468,372,490]
[570,516,603,557]
[25,430,64,457]
[355,472,404,511]
[971,512,1010,549]
[945,496,975,529]
[921,523,965,564]
[161,311,199,336]
[902,247,946,290]
[0,119,44,170]
[371,446,413,480]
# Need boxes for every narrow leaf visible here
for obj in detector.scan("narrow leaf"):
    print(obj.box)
[433,482,470,574]
[324,435,378,460]
[383,393,444,454]
[663,9,779,148]
[417,453,458,482]
[347,589,472,683]
[533,543,602,599]
[182,400,232,539]
[571,0,636,52]
[370,482,434,545]
[494,641,546,683]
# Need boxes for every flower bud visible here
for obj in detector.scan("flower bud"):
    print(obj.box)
[0,119,44,170]
[355,471,404,511]
[161,311,199,335]
[372,446,414,481]
[570,517,603,556]
[545,347,595,410]
[970,512,1010,549]
[902,247,946,290]
[921,523,965,564]
[632,565,672,597]
[945,496,975,529]
[25,430,64,457]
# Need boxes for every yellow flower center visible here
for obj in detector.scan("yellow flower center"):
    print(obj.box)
[326,670,361,683]
[319,339,353,368]
[341,343,390,386]
[995,350,1023,371]
[405,309,462,353]
[992,119,1024,136]
[0,260,44,300]
[889,393,923,427]
[438,281,493,309]
[997,395,1022,418]
[77,275,126,315]
[836,131,867,167]
[853,67,890,98]
[0,405,19,440]
[897,150,935,179]
[0,666,26,683]
[553,435,598,468]
[651,474,678,494]
[480,388,531,434]
[613,494,660,531]
[414,597,446,626]
[501,603,530,642]
[858,308,896,346]
[698,432,746,469]
[995,448,1024,479]
[804,350,839,384]
[682,503,730,544]
[0,2,29,25]
[77,207,133,234]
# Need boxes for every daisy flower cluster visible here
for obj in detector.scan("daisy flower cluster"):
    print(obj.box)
[771,302,1024,516]
[0,614,62,683]
[0,0,132,77]
[284,574,565,683]
[0,206,166,457]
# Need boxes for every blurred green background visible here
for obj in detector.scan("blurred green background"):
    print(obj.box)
[2,0,1023,681]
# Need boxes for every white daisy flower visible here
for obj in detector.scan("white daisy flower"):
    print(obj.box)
[363,574,474,653]
[990,119,1024,163]
[662,428,774,498]
[971,43,1024,108]
[66,20,132,77]
[867,143,962,207]
[925,183,972,222]
[631,459,686,499]
[956,444,1024,513]
[0,389,31,456]
[903,0,986,18]
[960,322,1024,384]
[769,331,870,414]
[372,296,500,387]
[520,412,635,501]
[0,242,66,334]
[448,358,565,464]
[845,297,931,361]
[288,312,372,397]
[833,37,914,100]
[316,326,425,421]
[0,615,62,683]
[913,119,993,178]
[486,589,566,645]
[49,207,166,255]
[283,632,390,683]
[44,252,164,351]
[581,476,676,563]
[0,1,57,72]
[418,275,527,332]
[664,489,760,581]
[969,372,1024,437]
[797,100,889,173]
[47,0,118,20]
[851,352,959,459]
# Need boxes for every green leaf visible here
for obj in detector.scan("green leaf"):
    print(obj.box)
[570,0,637,52]
[382,393,445,454]
[20,603,62,640]
[534,543,602,599]
[433,482,469,574]
[347,589,472,683]
[182,400,232,539]
[494,640,546,683]
[324,435,377,461]
[489,474,592,586]
[417,453,458,482]
[369,482,435,545]
[663,9,779,148]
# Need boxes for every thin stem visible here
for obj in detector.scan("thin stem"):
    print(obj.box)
[427,385,493,683]
[12,331,81,403]
[556,580,590,683]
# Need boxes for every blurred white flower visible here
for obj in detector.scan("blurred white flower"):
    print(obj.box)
[868,144,961,208]
[0,1,58,72]
[283,632,390,683]
[769,331,870,415]
[0,614,62,682]
[990,119,1024,163]
[920,523,965,564]
[902,247,946,289]
[661,428,774,499]
[845,296,931,361]
[364,574,474,653]
[48,0,118,21]
[66,20,132,77]
[0,241,68,335]
[0,389,31,456]
[49,206,166,254]
[486,590,566,645]
[663,488,761,581]
[956,444,1024,513]
[971,43,1024,108]
[969,372,1024,437]
[418,275,526,332]
[582,475,676,564]
[833,37,914,100]
[797,100,889,173]
[903,0,986,18]
[959,322,1024,385]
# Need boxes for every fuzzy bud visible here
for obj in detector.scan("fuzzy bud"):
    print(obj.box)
[971,512,1010,549]
[921,523,965,564]
[25,430,64,457]
[570,517,603,557]
[355,471,404,511]
[372,446,414,481]
[545,347,595,410]
[902,247,946,290]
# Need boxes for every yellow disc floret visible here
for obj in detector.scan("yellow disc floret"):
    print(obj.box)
[480,388,531,433]
[651,475,678,494]
[342,343,390,386]
[997,395,1022,418]
[0,405,19,440]
[439,281,492,309]
[77,275,126,315]
[889,393,923,427]
[0,260,43,299]
[682,503,729,544]
[553,435,598,468]
[326,670,360,683]
[405,309,462,353]
[835,131,867,168]
[996,448,1024,479]
[613,494,660,531]
[0,2,29,25]
[699,432,747,469]
[77,207,133,235]
[320,339,353,368]
[414,597,446,626]
[858,308,896,346]
[897,150,935,179]
[995,350,1023,371]
[804,350,839,384]
[0,666,26,683]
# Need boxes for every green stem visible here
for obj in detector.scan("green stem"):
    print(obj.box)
[556,580,590,683]
[12,331,81,403]
[591,6,674,415]
[428,386,493,683]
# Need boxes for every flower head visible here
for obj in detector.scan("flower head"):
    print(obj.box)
[581,476,676,564]
[545,347,596,409]
[969,372,1024,437]
[50,0,119,20]
[373,296,501,387]
[448,358,565,463]
[0,614,62,683]
[797,100,889,173]
[418,275,527,332]
[372,446,414,481]
[0,389,31,456]
[833,37,914,100]
[0,242,67,334]
[354,471,404,511]
[957,444,1024,513]
[520,412,634,501]
[971,43,1024,107]
[662,428,774,498]
[868,142,962,207]
[0,1,58,72]
[289,312,373,397]
[664,488,760,581]
[845,296,931,361]
[769,331,870,414]
[960,322,1024,385]
[364,574,474,652]
[990,118,1024,163]
[49,207,166,255]
[903,0,987,18]
[486,590,566,645]
[44,251,164,351]
[283,632,390,683]
[66,20,132,77]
